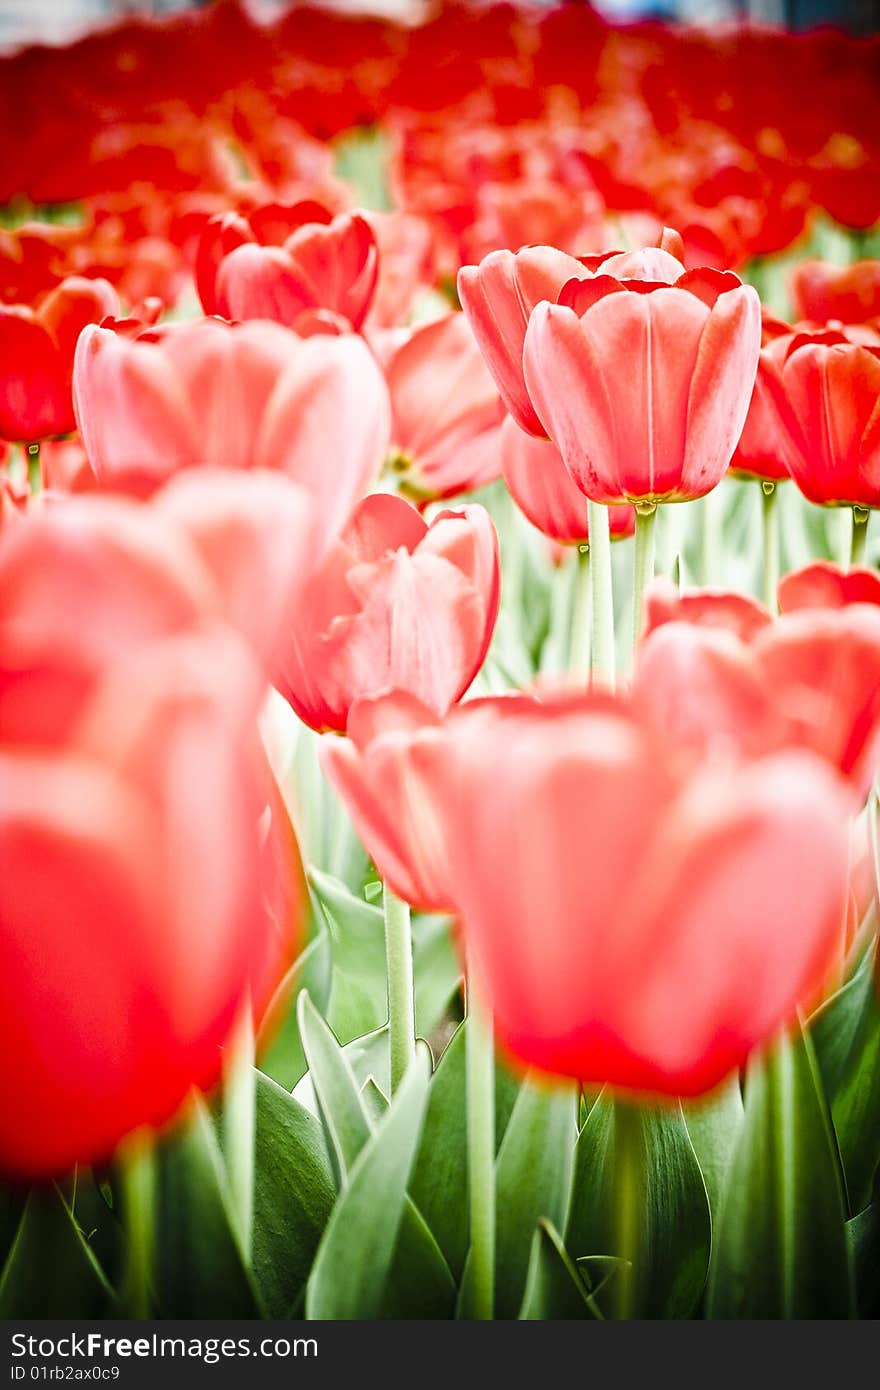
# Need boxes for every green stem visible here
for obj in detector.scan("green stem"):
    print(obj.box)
[26,443,40,493]
[465,959,496,1320]
[120,1131,156,1318]
[700,486,722,585]
[761,482,779,615]
[223,997,255,1263]
[613,1102,641,1321]
[383,881,416,1095]
[587,500,615,688]
[632,502,657,656]
[569,545,591,682]
[850,506,870,568]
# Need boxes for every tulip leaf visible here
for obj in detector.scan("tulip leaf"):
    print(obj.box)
[706,1028,855,1318]
[811,943,880,1215]
[847,1169,880,1318]
[519,1219,603,1320]
[306,1050,431,1318]
[682,1074,744,1226]
[566,1095,711,1319]
[257,927,332,1090]
[155,1099,262,1317]
[308,870,461,1051]
[0,1185,116,1318]
[296,990,373,1183]
[250,1071,337,1318]
[409,1021,521,1281]
[459,1076,577,1319]
[361,1076,389,1122]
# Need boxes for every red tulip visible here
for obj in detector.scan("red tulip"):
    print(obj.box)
[778,330,880,508]
[195,200,337,316]
[73,318,390,536]
[383,313,505,501]
[790,259,880,327]
[0,500,305,1177]
[0,276,119,441]
[728,312,800,483]
[500,416,635,544]
[442,692,852,1096]
[637,575,880,797]
[522,266,761,505]
[457,245,590,435]
[214,211,379,333]
[321,691,458,911]
[778,559,880,612]
[275,492,500,733]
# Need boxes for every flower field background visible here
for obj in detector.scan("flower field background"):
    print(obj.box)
[1,1,880,1322]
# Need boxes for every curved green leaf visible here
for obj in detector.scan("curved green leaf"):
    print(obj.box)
[0,1185,116,1318]
[519,1220,603,1320]
[460,1076,576,1319]
[811,943,880,1215]
[566,1095,711,1319]
[251,1072,337,1317]
[306,1051,431,1319]
[296,991,373,1183]
[707,1028,854,1319]
[682,1075,744,1227]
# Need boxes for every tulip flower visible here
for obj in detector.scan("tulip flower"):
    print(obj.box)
[383,313,506,501]
[500,416,635,544]
[0,500,306,1178]
[73,318,390,539]
[457,245,591,435]
[275,492,500,733]
[522,265,761,505]
[728,312,800,483]
[778,559,880,612]
[777,329,880,511]
[441,692,853,1097]
[320,691,457,911]
[212,209,379,333]
[0,276,119,441]
[790,259,880,327]
[637,575,880,798]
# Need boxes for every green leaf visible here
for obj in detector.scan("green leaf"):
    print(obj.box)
[309,868,388,1044]
[682,1075,744,1227]
[306,1050,432,1319]
[296,991,372,1183]
[566,1095,711,1319]
[0,1182,26,1272]
[460,1076,576,1319]
[811,943,880,1214]
[409,1022,520,1281]
[293,1024,390,1116]
[360,1077,389,1122]
[155,1099,261,1317]
[707,1028,855,1318]
[518,1219,603,1320]
[0,1185,116,1318]
[257,928,332,1090]
[308,870,462,1053]
[847,1170,880,1318]
[250,1072,337,1318]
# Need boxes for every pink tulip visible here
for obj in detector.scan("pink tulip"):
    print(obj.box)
[73,318,390,542]
[522,267,761,504]
[276,492,500,733]
[384,312,505,500]
[500,416,635,544]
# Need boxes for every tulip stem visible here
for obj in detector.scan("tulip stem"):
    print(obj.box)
[587,500,615,688]
[632,502,657,656]
[26,443,40,493]
[383,881,416,1094]
[120,1129,156,1318]
[569,544,592,681]
[223,997,255,1264]
[699,486,722,585]
[613,1101,641,1321]
[465,959,496,1320]
[760,482,779,615]
[850,506,870,568]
